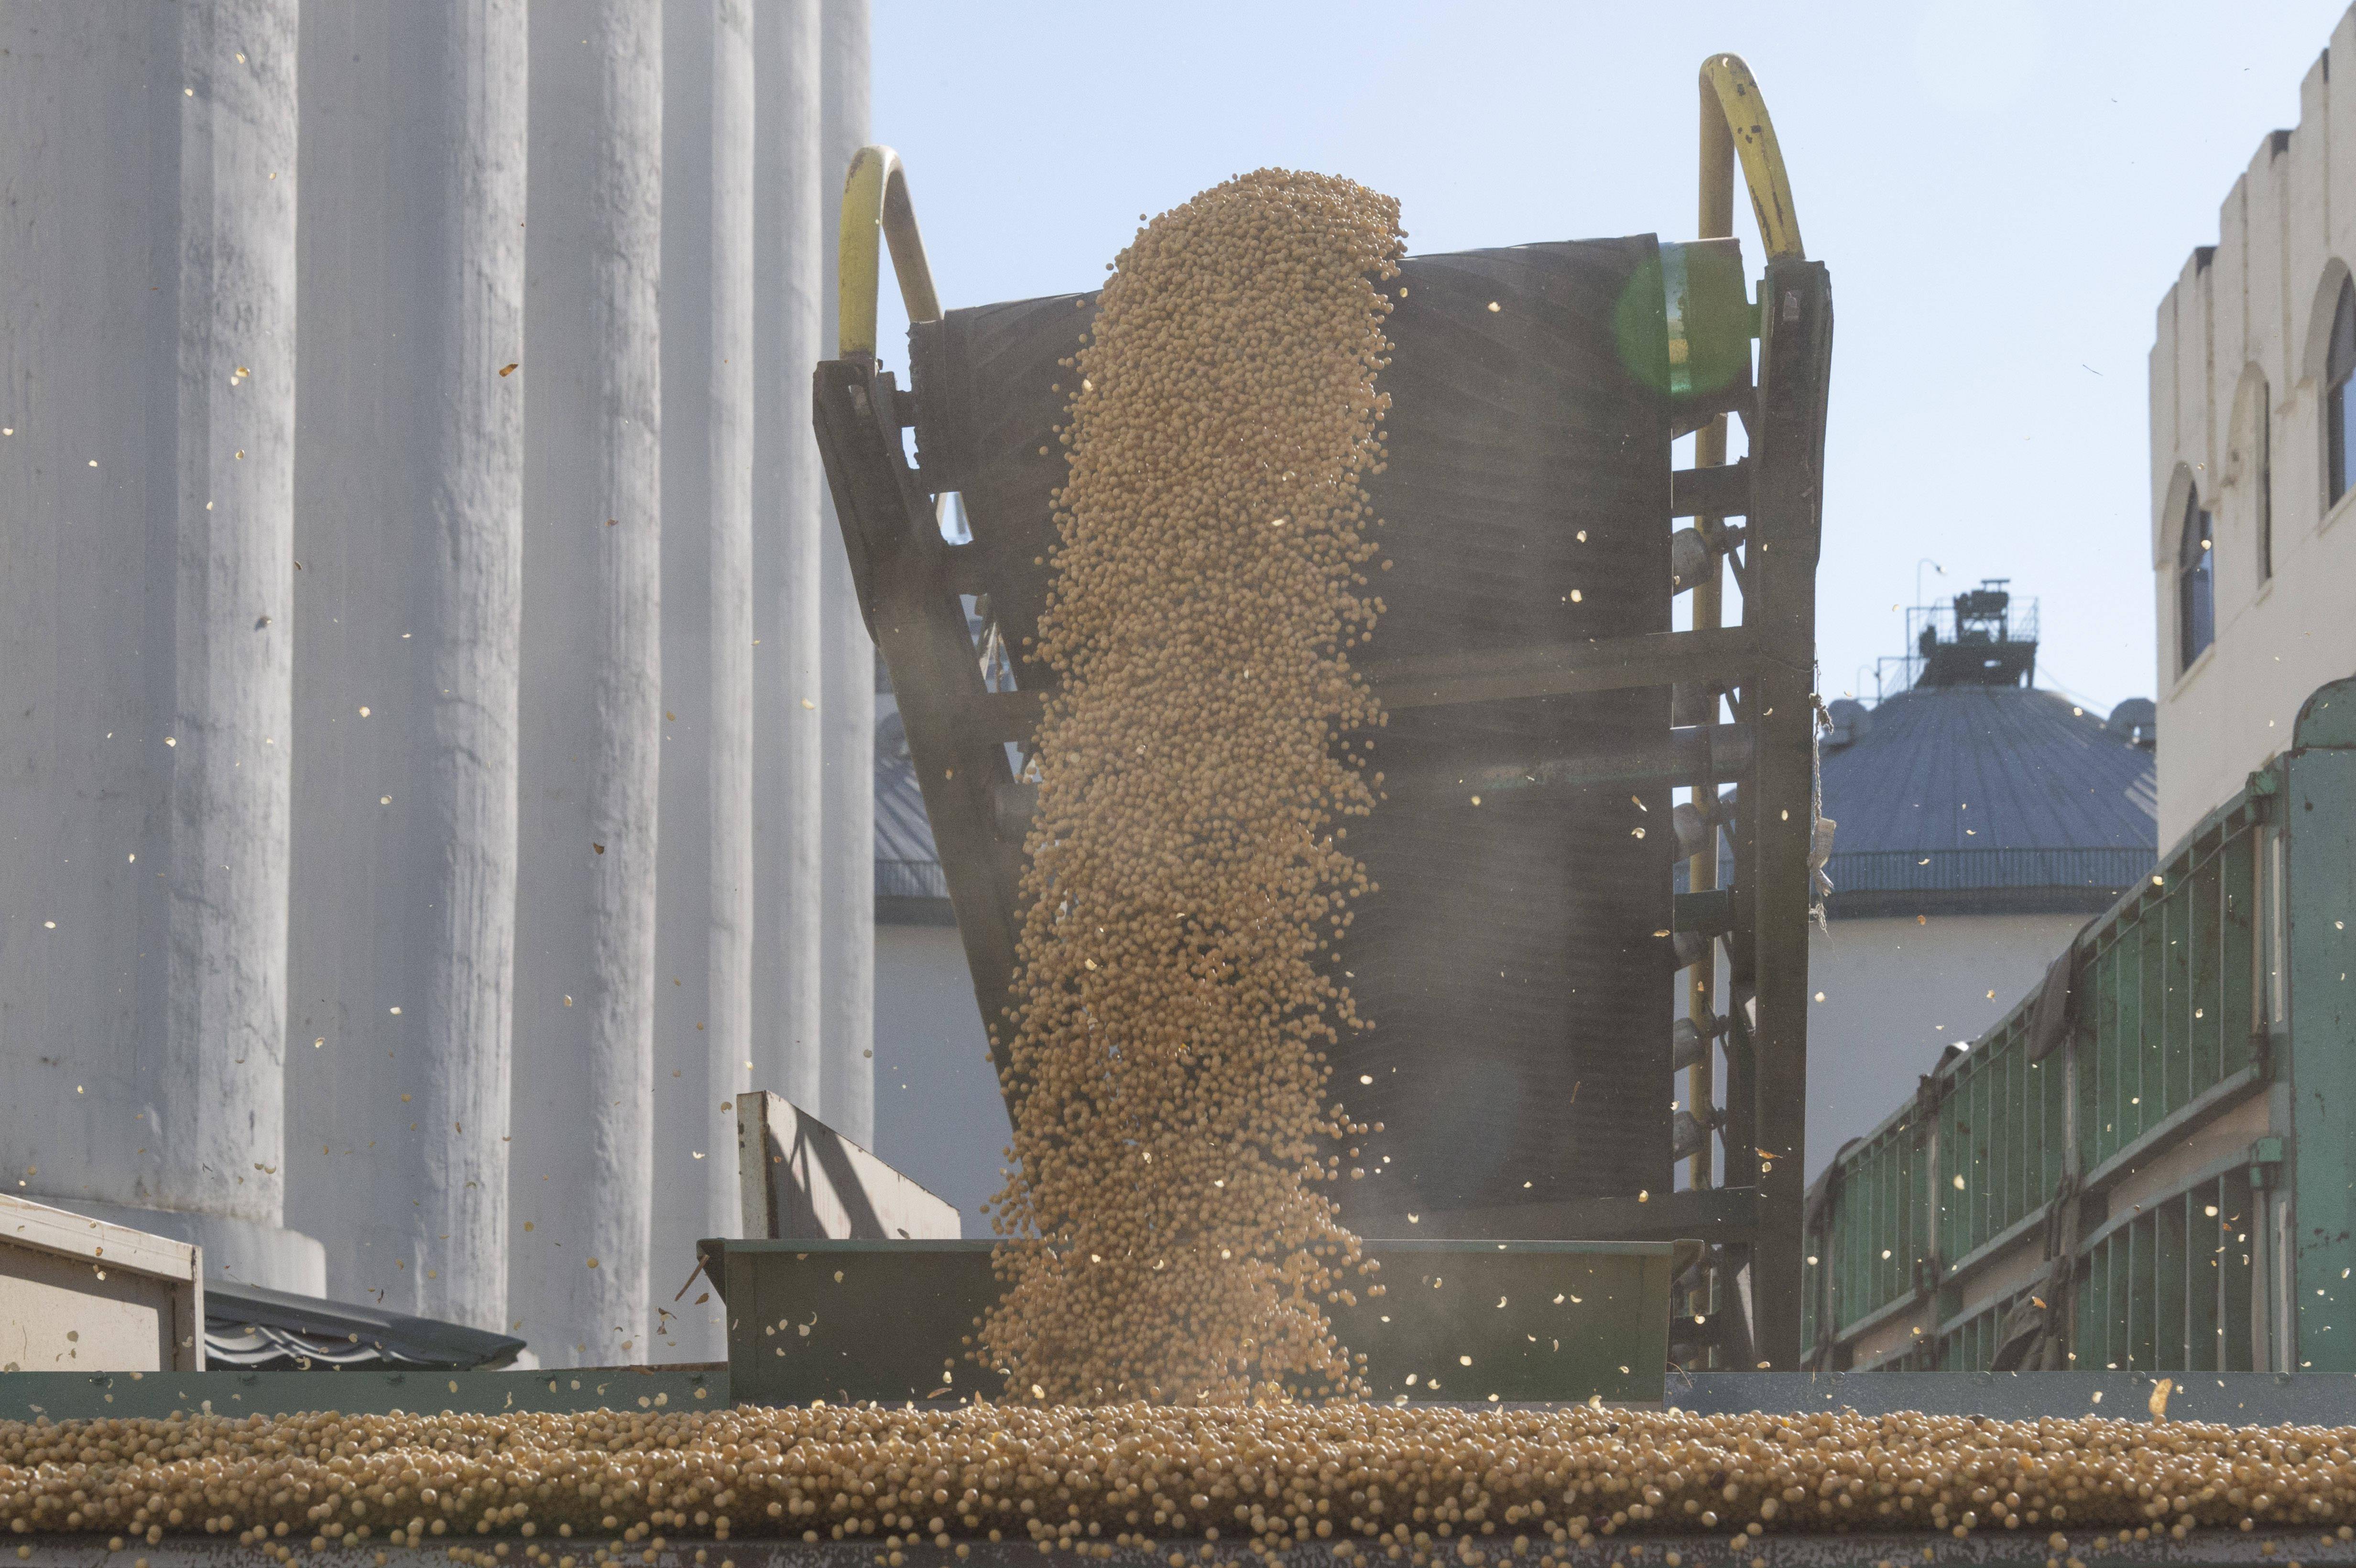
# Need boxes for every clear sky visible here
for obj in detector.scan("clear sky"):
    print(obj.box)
[873,0,2348,715]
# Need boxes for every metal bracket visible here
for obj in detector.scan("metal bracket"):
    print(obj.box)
[2250,1135,2287,1189]
[1429,1186,1763,1244]
[1675,888,1736,935]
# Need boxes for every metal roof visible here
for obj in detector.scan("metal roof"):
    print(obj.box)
[874,706,936,864]
[874,596,990,921]
[1818,685,2157,917]
[875,704,953,920]
[204,1280,525,1372]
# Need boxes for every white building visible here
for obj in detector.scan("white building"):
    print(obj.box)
[2150,4,2356,846]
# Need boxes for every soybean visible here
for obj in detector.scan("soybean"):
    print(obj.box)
[5,1402,2352,1557]
[978,169,1403,1406]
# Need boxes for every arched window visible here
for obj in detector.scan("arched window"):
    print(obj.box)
[2330,279,2356,505]
[2179,487,2214,670]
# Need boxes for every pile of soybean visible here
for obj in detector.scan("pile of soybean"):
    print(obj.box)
[978,169,1404,1405]
[9,1402,2356,1562]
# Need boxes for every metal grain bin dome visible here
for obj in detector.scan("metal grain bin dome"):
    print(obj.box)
[1819,686,2158,918]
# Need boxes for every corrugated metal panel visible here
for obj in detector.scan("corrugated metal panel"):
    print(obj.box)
[1816,686,2158,916]
[873,708,938,866]
[1936,1013,2066,1265]
[1331,238,1674,1222]
[203,1281,524,1372]
[1808,778,2278,1373]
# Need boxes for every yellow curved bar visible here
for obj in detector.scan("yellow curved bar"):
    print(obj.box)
[1700,54,1802,262]
[838,144,943,360]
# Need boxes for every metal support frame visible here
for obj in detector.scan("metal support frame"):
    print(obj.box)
[813,57,1831,1368]
[1685,53,1740,1250]
[815,355,1031,1084]
[1660,55,1824,1370]
[821,144,1034,1088]
[1740,257,1832,1365]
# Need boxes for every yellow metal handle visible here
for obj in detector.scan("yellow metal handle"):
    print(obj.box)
[1700,54,1802,262]
[838,145,942,360]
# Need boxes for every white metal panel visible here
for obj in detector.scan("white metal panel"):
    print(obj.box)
[0,1194,202,1372]
[736,1091,958,1242]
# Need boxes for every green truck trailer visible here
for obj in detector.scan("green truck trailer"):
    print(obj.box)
[1802,676,2356,1375]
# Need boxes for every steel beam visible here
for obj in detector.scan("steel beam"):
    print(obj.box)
[1742,258,1834,1367]
[814,359,1026,1086]
[1365,625,1771,710]
[1427,1186,1762,1244]
[1670,458,1751,518]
